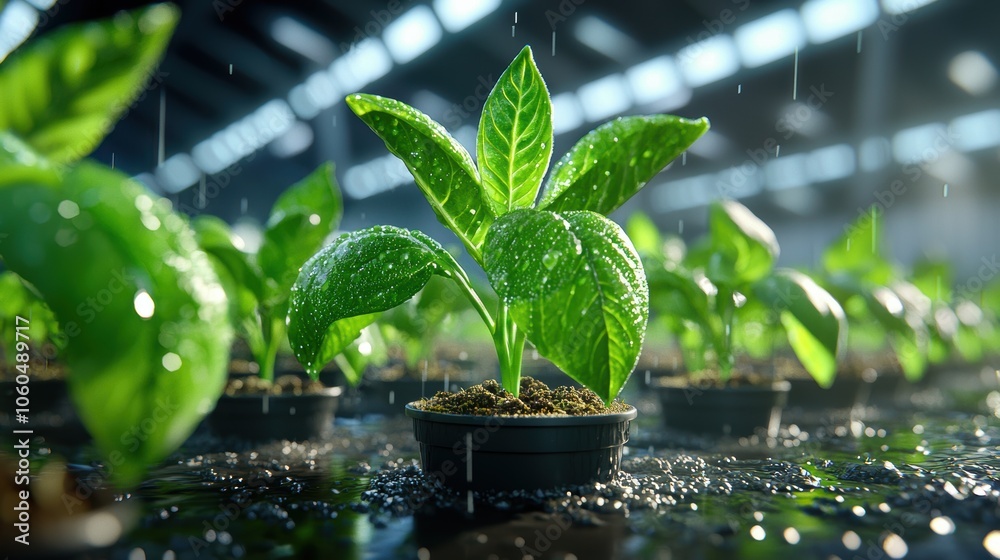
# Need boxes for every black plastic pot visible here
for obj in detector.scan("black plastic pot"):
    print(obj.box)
[405,404,637,492]
[784,377,863,410]
[338,378,462,417]
[207,387,342,441]
[655,381,790,437]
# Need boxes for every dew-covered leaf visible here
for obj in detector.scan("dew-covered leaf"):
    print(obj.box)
[477,45,552,215]
[0,4,177,164]
[0,157,231,487]
[484,209,647,403]
[539,115,709,215]
[346,93,493,264]
[287,226,459,376]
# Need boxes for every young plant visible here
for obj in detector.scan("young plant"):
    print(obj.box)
[630,202,846,387]
[286,46,709,403]
[817,208,931,380]
[192,162,342,383]
[0,5,234,486]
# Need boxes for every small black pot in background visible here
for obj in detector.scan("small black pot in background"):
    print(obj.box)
[655,381,790,437]
[784,376,863,410]
[405,404,637,492]
[207,387,342,441]
[338,377,463,417]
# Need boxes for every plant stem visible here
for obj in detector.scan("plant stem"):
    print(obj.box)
[717,287,735,380]
[258,314,281,382]
[495,303,525,396]
[443,254,495,334]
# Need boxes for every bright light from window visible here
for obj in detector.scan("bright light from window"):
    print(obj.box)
[383,6,443,64]
[801,0,878,43]
[551,92,584,134]
[626,55,687,105]
[676,35,740,88]
[765,153,809,190]
[651,174,716,212]
[892,122,948,164]
[573,15,637,61]
[270,16,334,63]
[734,10,807,68]
[686,130,731,160]
[577,74,632,122]
[948,51,998,96]
[269,121,314,159]
[330,38,393,91]
[880,0,937,15]
[433,0,500,32]
[155,153,201,193]
[951,109,1000,151]
[807,143,855,182]
[0,0,39,63]
[858,136,891,171]
[343,154,414,199]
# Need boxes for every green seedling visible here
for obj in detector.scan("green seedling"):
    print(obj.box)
[286,46,709,403]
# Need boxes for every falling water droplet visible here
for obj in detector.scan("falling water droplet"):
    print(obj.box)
[738,84,742,94]
[158,90,166,166]
[775,145,781,158]
[552,31,556,56]
[792,47,799,101]
[678,220,684,234]
[943,183,949,197]
[682,152,687,165]
[857,31,863,54]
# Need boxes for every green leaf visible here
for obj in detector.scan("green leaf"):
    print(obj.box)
[346,93,493,264]
[336,326,384,388]
[753,270,845,387]
[625,211,662,258]
[257,162,341,307]
[192,215,263,300]
[315,313,380,382]
[484,209,647,403]
[910,258,953,303]
[192,215,262,346]
[0,158,231,486]
[287,226,459,375]
[705,200,779,287]
[0,4,178,164]
[539,115,709,215]
[477,45,552,215]
[823,207,894,285]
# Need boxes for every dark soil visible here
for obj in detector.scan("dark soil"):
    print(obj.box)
[656,369,779,389]
[223,374,327,396]
[411,377,630,416]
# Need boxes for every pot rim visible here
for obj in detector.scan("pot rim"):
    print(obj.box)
[217,386,343,400]
[656,380,791,393]
[404,402,637,426]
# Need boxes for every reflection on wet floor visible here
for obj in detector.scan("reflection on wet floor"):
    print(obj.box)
[14,384,1000,560]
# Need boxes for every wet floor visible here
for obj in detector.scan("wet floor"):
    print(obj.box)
[15,374,1000,560]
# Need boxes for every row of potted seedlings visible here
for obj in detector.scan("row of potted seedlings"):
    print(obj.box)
[2,9,999,551]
